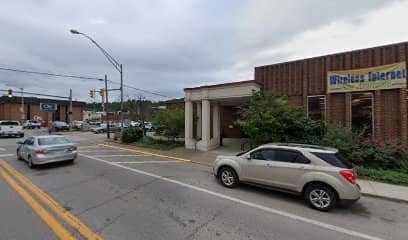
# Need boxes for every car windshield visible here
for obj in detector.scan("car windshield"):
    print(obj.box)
[38,137,70,146]
[311,152,352,169]
[1,121,19,126]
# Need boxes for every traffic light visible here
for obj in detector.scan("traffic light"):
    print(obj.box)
[7,89,12,98]
[89,90,95,98]
[100,88,105,97]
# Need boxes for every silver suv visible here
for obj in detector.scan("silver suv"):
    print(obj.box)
[213,143,361,211]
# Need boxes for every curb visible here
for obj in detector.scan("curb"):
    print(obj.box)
[361,192,408,204]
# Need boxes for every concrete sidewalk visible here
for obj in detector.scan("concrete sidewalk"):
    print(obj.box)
[105,141,408,203]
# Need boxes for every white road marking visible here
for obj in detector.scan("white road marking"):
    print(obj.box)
[0,147,6,151]
[79,153,383,240]
[79,150,120,153]
[0,153,14,157]
[116,161,182,164]
[92,154,146,158]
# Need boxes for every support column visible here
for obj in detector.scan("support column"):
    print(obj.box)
[212,102,220,142]
[345,93,352,128]
[400,89,407,144]
[196,103,202,139]
[184,100,194,149]
[374,90,382,140]
[201,99,211,148]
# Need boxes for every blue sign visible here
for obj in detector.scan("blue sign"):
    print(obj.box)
[40,103,58,111]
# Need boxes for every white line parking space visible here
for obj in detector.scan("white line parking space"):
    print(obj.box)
[0,147,7,151]
[91,154,147,158]
[117,161,183,164]
[79,152,384,240]
[0,154,15,157]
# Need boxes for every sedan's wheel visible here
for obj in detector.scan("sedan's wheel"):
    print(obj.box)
[27,156,35,169]
[219,167,238,188]
[304,183,337,211]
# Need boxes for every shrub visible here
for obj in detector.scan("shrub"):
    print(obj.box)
[356,166,408,185]
[121,127,143,143]
[152,109,184,139]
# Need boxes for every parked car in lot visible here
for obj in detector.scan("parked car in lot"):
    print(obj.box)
[213,143,361,211]
[72,120,84,130]
[16,135,77,168]
[90,123,120,133]
[129,121,141,127]
[52,121,69,131]
[23,120,42,129]
[0,121,24,138]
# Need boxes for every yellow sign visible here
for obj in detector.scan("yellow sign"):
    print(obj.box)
[327,62,407,93]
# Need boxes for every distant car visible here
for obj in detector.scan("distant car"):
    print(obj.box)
[144,122,153,131]
[16,135,77,168]
[91,123,107,134]
[213,143,361,211]
[72,120,84,130]
[0,121,24,138]
[23,120,42,129]
[130,121,141,127]
[52,121,69,131]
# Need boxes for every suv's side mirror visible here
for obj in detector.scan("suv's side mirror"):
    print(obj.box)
[17,141,24,145]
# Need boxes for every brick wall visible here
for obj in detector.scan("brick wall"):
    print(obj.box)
[255,41,408,143]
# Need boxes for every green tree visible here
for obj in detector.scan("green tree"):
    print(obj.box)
[240,91,325,145]
[152,109,185,140]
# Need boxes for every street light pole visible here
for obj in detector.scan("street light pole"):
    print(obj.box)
[70,29,124,132]
[21,87,24,123]
[104,74,110,139]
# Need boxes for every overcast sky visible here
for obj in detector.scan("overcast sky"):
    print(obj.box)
[1,0,408,102]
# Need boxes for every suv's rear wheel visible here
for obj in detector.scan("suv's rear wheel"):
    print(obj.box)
[304,183,337,211]
[219,167,238,188]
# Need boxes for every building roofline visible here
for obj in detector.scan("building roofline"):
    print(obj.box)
[184,80,259,91]
[255,40,408,69]
[0,96,85,106]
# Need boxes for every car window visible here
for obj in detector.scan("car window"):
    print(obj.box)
[38,137,70,146]
[311,152,352,169]
[1,121,19,126]
[24,137,34,145]
[251,148,309,163]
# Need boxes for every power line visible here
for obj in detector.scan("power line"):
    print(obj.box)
[107,80,173,99]
[0,66,174,99]
[0,67,103,81]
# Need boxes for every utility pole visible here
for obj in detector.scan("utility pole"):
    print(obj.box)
[105,74,110,139]
[69,89,73,131]
[20,87,24,123]
[120,64,124,132]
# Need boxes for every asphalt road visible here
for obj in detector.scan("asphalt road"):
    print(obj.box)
[0,131,407,240]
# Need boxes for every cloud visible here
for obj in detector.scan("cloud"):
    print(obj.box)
[0,0,402,101]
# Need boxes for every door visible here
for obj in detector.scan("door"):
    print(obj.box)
[242,148,277,186]
[261,149,310,191]
[20,137,33,160]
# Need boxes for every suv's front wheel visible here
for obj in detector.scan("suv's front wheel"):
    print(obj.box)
[218,167,239,188]
[304,183,337,211]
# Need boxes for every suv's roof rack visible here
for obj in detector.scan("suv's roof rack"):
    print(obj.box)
[271,143,333,150]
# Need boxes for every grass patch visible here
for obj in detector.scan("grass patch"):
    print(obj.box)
[131,139,184,150]
[356,166,408,186]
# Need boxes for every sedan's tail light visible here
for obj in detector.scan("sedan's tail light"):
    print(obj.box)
[68,146,77,151]
[340,170,356,184]
[35,150,48,154]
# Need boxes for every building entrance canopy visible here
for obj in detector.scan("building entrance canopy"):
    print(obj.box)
[184,80,260,151]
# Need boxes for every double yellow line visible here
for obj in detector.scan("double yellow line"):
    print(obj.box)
[0,160,103,240]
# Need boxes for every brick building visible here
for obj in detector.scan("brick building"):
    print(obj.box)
[0,96,85,125]
[184,41,408,150]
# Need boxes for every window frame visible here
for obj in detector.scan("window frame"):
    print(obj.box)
[306,95,326,120]
[351,92,374,138]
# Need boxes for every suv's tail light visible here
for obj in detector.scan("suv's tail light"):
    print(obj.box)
[340,170,355,184]
[68,146,77,151]
[35,150,47,154]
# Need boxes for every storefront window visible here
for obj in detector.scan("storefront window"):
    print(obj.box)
[351,92,373,137]
[307,96,326,120]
